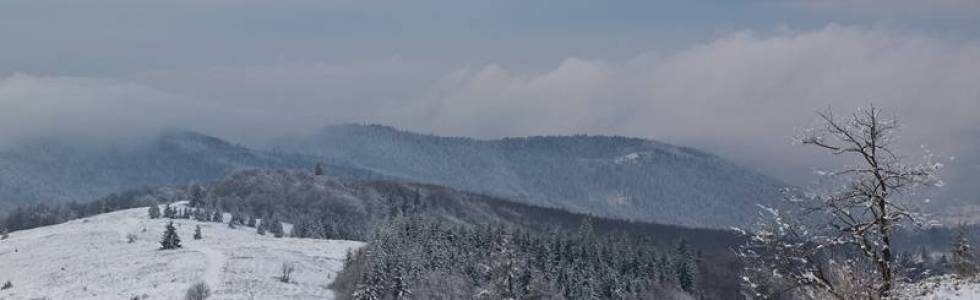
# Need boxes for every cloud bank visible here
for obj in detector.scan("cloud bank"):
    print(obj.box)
[2,25,978,186]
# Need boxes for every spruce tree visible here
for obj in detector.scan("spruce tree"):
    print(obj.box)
[483,233,519,299]
[257,220,267,235]
[270,219,285,238]
[163,204,174,219]
[193,225,202,240]
[952,224,975,276]
[673,239,696,292]
[161,222,182,250]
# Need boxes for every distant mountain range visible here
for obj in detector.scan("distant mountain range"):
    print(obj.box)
[280,124,789,227]
[0,131,383,211]
[0,125,790,228]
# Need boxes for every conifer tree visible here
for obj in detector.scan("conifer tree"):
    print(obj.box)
[352,264,385,300]
[952,224,975,276]
[193,225,202,240]
[674,239,696,292]
[257,220,267,235]
[163,204,174,219]
[161,221,182,250]
[482,233,520,300]
[270,219,285,238]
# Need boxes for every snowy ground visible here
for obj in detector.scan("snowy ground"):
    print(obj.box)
[0,203,363,299]
[897,275,980,300]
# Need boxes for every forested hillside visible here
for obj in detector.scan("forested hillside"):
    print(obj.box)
[1,169,746,298]
[281,124,789,227]
[0,125,788,228]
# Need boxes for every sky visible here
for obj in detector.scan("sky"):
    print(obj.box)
[0,0,978,194]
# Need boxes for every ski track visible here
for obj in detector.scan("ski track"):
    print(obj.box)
[195,244,228,290]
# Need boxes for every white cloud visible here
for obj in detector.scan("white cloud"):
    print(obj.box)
[0,74,192,145]
[401,25,980,182]
[2,25,978,185]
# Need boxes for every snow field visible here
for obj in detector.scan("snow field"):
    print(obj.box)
[0,204,363,299]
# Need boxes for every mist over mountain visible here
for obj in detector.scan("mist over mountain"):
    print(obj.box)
[0,125,787,228]
[0,130,383,212]
[280,124,790,227]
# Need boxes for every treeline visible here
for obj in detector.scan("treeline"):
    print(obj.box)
[333,216,701,300]
[187,170,741,251]
[0,187,163,232]
[150,202,289,238]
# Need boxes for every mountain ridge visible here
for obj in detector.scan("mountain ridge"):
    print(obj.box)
[280,123,790,227]
[0,125,788,228]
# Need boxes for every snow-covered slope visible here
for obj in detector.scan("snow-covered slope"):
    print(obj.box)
[899,275,980,300]
[0,204,363,299]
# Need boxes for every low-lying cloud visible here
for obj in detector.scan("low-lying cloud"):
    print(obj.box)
[2,25,978,188]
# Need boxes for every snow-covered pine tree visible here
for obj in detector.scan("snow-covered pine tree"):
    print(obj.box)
[163,204,174,219]
[211,211,222,223]
[271,219,285,238]
[161,221,182,250]
[951,224,975,277]
[673,239,697,293]
[257,219,267,235]
[193,225,202,240]
[480,233,520,300]
[148,205,160,219]
[352,263,385,300]
[389,258,411,298]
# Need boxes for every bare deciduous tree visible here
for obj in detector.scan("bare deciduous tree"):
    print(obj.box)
[279,262,296,283]
[739,105,943,299]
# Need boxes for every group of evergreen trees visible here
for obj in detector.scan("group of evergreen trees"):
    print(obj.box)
[333,217,700,299]
[1,188,158,232]
[147,203,288,239]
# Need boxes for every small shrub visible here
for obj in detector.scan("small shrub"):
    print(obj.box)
[126,233,138,243]
[184,282,210,300]
[1,280,12,290]
[193,225,202,240]
[279,262,296,283]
